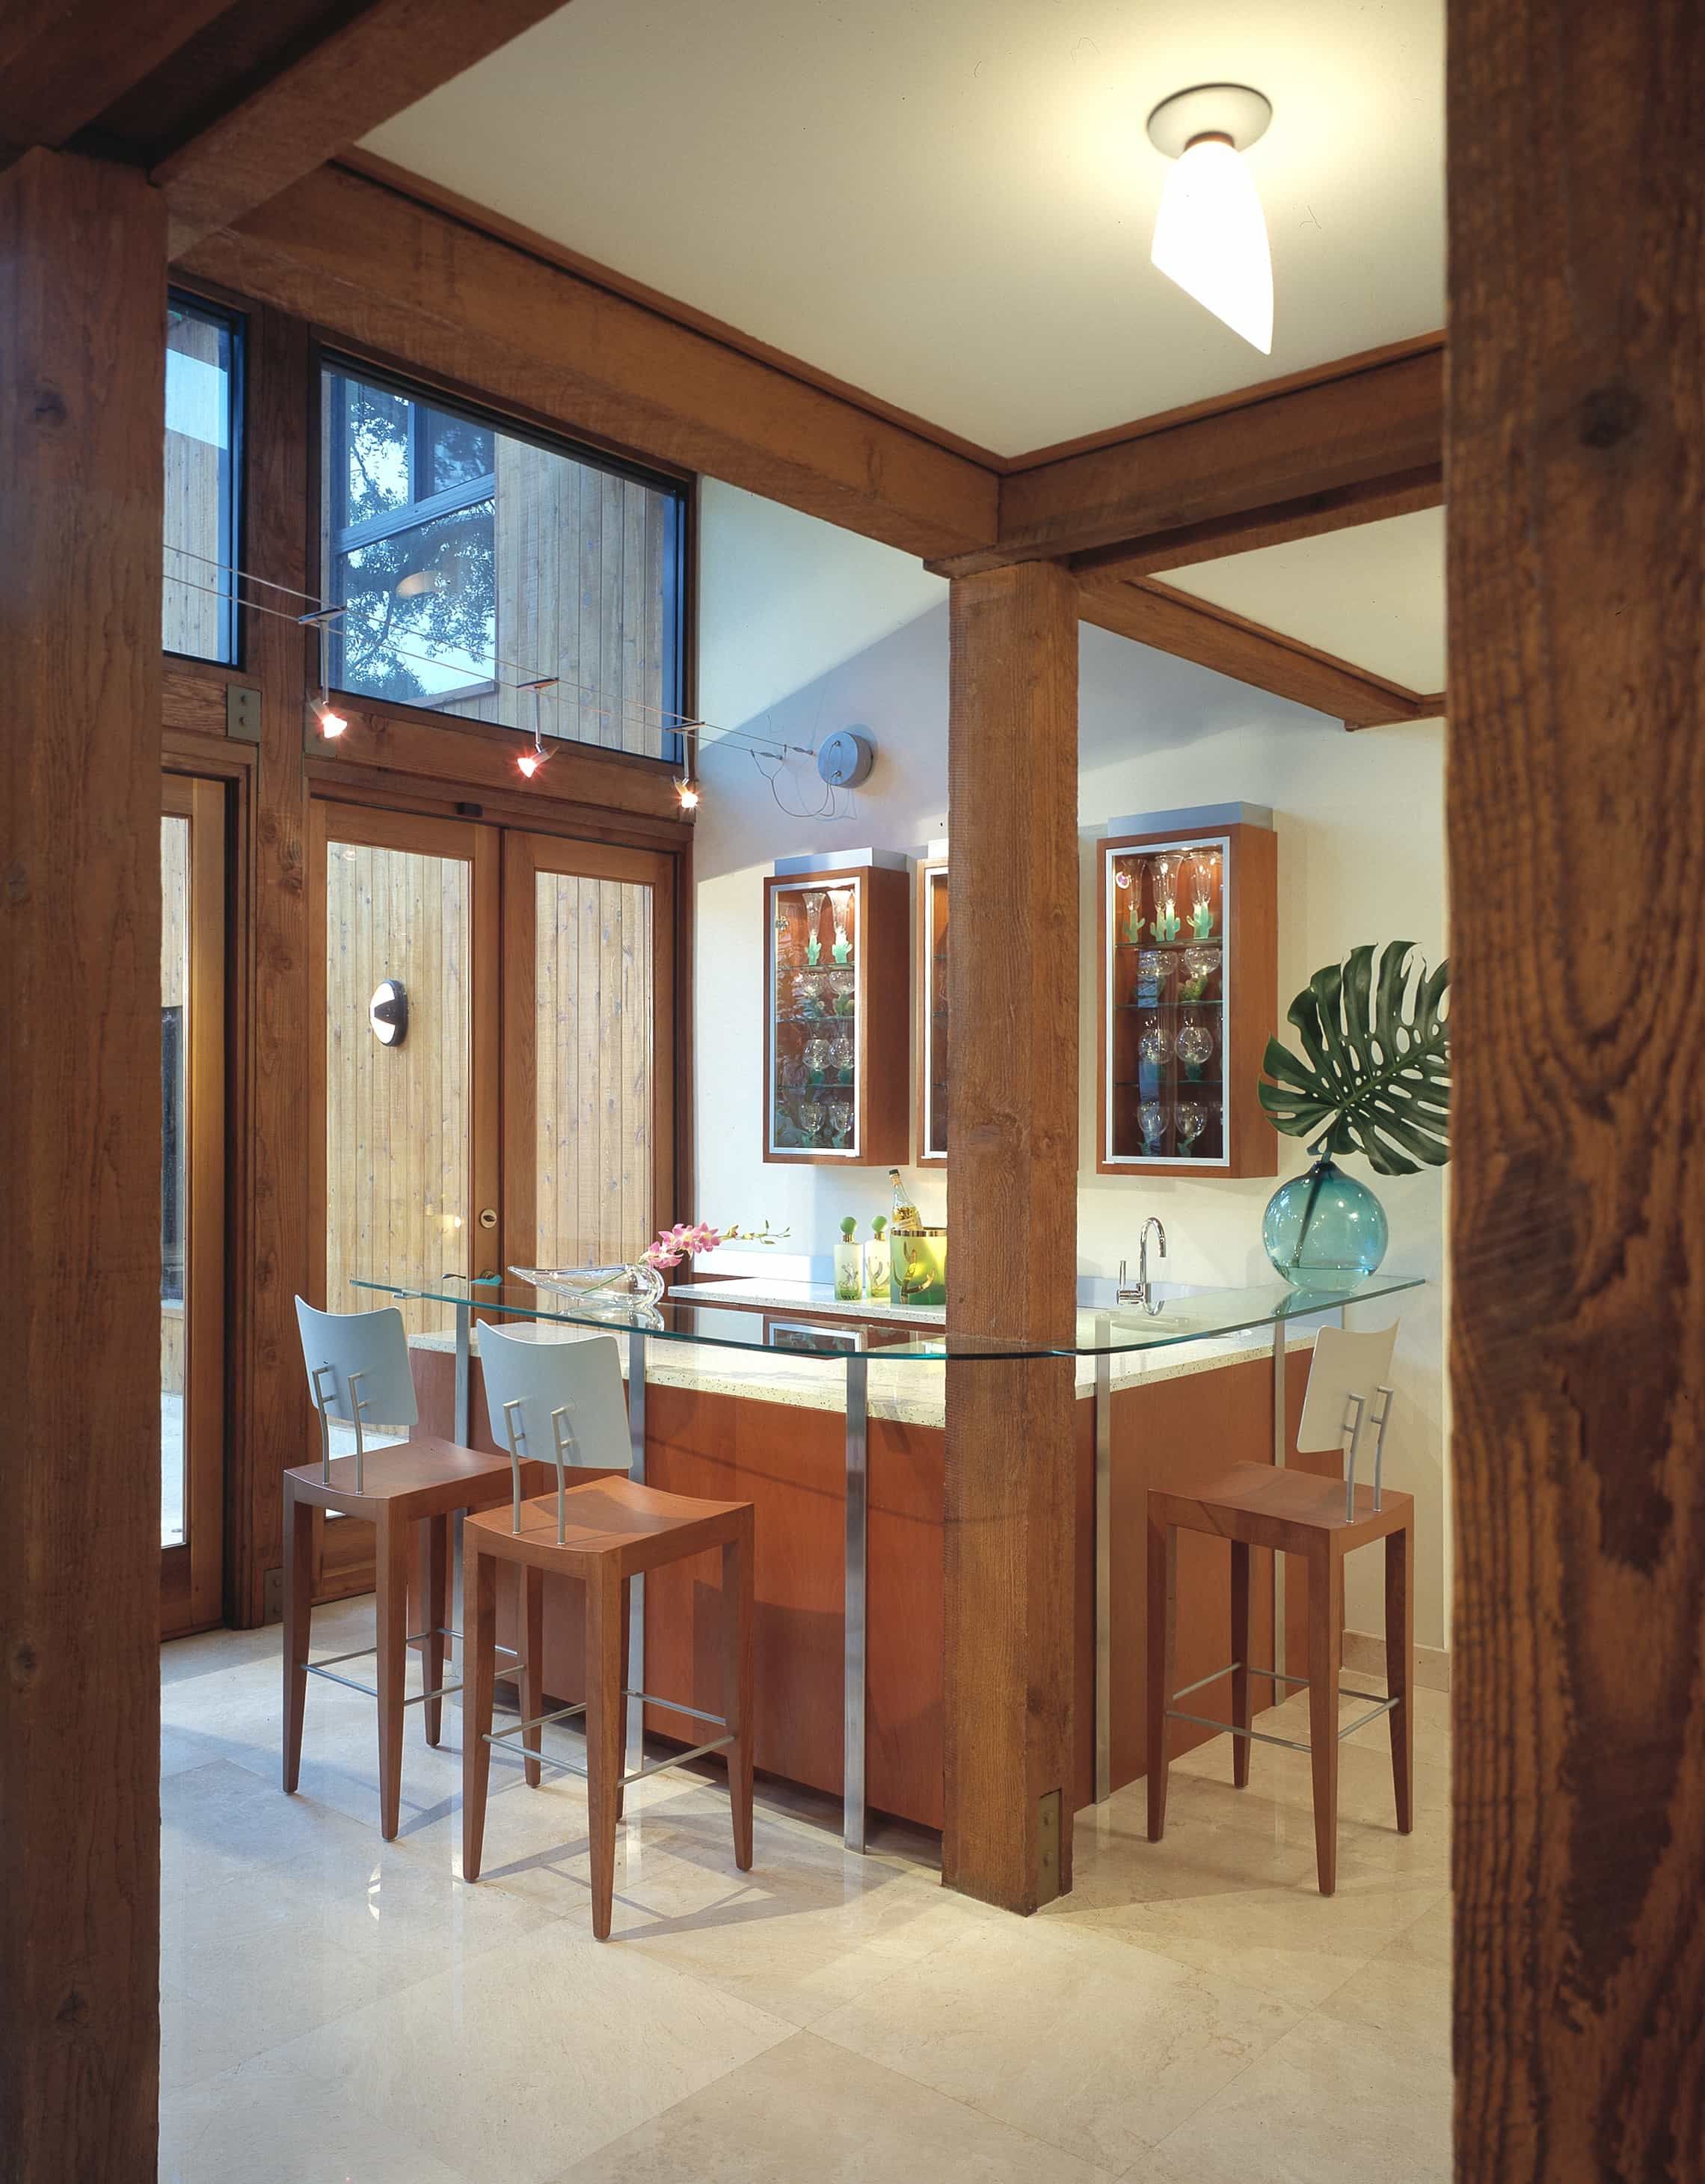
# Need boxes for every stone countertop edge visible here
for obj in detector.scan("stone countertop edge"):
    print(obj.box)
[408,1323,1316,1432]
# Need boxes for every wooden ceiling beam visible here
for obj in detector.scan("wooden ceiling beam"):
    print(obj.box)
[173,162,1001,561]
[0,0,233,150]
[154,0,571,256]
[930,340,1445,579]
[1079,574,1443,728]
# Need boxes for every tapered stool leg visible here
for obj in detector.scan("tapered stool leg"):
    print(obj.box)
[724,1521,755,1871]
[462,1539,497,1881]
[418,1514,449,1748]
[1229,1539,1253,1789]
[1307,1544,1345,1895]
[1146,1515,1177,1842]
[521,1563,544,1789]
[375,1511,410,1840]
[282,1477,313,1793]
[1386,1521,1414,1834]
[585,1559,624,1939]
[615,1577,631,1820]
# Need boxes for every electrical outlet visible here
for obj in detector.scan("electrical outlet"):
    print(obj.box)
[262,1566,283,1624]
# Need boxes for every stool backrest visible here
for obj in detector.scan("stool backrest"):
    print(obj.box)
[476,1321,632,1539]
[1297,1322,1398,1515]
[294,1297,418,1491]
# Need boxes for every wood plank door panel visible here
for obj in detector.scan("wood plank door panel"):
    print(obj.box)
[502,829,677,1289]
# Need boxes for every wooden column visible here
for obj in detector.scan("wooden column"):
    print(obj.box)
[230,307,315,1625]
[942,560,1080,1911]
[1449,1,1705,2173]
[0,150,166,2178]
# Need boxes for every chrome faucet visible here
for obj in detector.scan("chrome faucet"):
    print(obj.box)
[1116,1218,1168,1314]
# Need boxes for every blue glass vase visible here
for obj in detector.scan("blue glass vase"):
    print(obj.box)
[1262,1158,1388,1291]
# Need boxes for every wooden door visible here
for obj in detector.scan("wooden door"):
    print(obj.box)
[160,775,227,1637]
[501,830,677,1283]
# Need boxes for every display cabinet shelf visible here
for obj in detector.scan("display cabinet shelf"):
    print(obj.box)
[915,850,948,1167]
[1098,814,1277,1177]
[764,857,909,1165]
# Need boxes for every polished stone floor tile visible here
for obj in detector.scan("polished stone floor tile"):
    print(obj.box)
[264,1913,793,2183]
[813,1910,1303,2172]
[158,2052,469,2184]
[1155,2007,1453,2182]
[552,2031,1122,2183]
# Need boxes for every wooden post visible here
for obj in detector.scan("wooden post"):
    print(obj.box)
[1449,1,1705,2172]
[943,560,1079,1911]
[0,150,165,2179]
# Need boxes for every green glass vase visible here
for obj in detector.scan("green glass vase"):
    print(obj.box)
[1262,1157,1388,1291]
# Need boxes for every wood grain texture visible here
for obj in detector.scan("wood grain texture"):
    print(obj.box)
[935,343,1444,576]
[1449,0,1705,2172]
[1079,575,1438,728]
[154,0,572,254]
[915,854,950,1167]
[0,0,232,148]
[1072,465,1443,583]
[174,163,1000,561]
[0,147,165,2183]
[943,562,1080,1910]
[233,305,316,1626]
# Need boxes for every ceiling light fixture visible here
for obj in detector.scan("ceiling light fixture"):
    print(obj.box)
[1146,83,1274,355]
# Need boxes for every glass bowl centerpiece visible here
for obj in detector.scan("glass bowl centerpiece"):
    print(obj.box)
[513,1218,790,1312]
[1257,941,1450,1290]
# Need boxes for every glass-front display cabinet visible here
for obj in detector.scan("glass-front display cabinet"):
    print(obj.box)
[915,849,948,1167]
[764,855,909,1165]
[1099,813,1277,1177]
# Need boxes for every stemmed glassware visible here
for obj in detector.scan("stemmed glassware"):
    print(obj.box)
[1176,1015,1215,1081]
[798,1097,824,1147]
[1188,850,1219,939]
[830,1025,854,1084]
[827,1096,852,1148]
[1179,944,1219,1002]
[1139,1100,1169,1156]
[829,889,853,965]
[1176,1100,1207,1156]
[802,889,826,967]
[1149,854,1182,944]
[804,1033,831,1086]
[1134,948,1169,1007]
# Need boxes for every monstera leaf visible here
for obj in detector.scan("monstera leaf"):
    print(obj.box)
[1259,942,1450,1176]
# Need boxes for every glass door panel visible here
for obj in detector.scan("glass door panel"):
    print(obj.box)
[504,832,675,1277]
[313,805,497,1340]
[161,776,225,1637]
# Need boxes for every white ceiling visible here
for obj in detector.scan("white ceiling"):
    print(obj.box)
[1158,508,1446,693]
[364,0,1445,457]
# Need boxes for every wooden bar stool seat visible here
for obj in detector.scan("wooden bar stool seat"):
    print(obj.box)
[286,1298,545,1841]
[462,1321,755,1940]
[1146,1325,1415,1895]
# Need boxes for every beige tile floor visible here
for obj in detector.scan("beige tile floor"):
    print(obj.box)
[159,1599,1451,2183]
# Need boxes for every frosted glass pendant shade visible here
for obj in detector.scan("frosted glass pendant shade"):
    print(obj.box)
[1150,136,1274,354]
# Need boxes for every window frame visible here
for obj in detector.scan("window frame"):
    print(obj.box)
[319,353,689,767]
[163,287,245,672]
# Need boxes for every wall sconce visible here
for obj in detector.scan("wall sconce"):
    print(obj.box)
[369,979,408,1047]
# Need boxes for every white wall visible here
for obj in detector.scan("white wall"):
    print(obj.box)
[695,479,1449,1647]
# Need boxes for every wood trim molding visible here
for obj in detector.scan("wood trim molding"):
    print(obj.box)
[1078,574,1442,728]
[154,1,572,256]
[175,162,1000,562]
[0,0,231,150]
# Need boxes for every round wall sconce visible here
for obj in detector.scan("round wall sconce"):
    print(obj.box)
[817,728,875,789]
[369,979,408,1047]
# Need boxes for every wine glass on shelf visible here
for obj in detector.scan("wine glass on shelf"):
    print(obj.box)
[830,1025,854,1084]
[828,1096,852,1148]
[798,1098,824,1147]
[1149,853,1182,944]
[802,889,826,966]
[1138,1100,1169,1156]
[1179,943,1219,1002]
[830,889,854,965]
[1176,1015,1215,1082]
[804,1033,831,1086]
[1134,949,1168,1007]
[1137,1021,1173,1092]
[1188,850,1219,939]
[1176,1100,1206,1156]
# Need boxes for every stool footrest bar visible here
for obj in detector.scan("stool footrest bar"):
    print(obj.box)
[485,1701,586,1744]
[1170,1660,1310,1704]
[622,1689,726,1729]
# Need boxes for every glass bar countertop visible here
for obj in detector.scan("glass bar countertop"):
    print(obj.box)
[351,1272,1424,1362]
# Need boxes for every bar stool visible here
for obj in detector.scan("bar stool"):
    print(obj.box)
[1146,1323,1413,1895]
[461,1320,755,1940]
[286,1298,544,1839]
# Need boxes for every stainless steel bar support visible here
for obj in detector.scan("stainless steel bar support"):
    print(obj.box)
[1272,1316,1287,1684]
[451,1296,472,1682]
[844,1349,869,1853]
[626,1328,647,1779]
[1093,1315,1113,1804]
